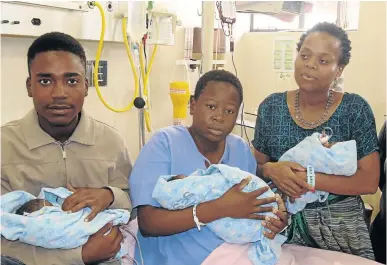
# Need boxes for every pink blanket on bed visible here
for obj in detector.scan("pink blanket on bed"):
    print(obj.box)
[120,219,139,265]
[122,219,382,265]
[202,243,383,265]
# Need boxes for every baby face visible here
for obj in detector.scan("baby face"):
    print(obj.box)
[168,175,187,182]
[15,199,53,215]
[323,142,337,148]
[42,200,53,207]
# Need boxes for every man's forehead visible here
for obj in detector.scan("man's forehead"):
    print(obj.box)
[33,50,82,61]
[30,51,85,75]
[35,72,81,77]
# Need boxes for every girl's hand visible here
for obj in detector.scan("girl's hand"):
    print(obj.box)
[216,176,277,220]
[262,194,289,239]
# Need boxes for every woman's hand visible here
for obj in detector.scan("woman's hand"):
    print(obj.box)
[216,176,278,220]
[263,162,313,197]
[262,194,289,239]
[282,194,297,204]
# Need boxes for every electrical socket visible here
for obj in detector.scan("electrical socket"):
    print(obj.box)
[86,60,108,87]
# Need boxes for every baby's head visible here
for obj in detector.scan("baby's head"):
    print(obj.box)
[15,199,53,215]
[168,174,187,182]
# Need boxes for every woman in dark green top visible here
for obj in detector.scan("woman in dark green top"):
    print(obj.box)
[253,22,380,260]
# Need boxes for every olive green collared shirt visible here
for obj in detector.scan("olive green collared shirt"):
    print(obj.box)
[1,109,132,265]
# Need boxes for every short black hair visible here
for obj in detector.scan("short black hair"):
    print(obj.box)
[27,32,86,75]
[296,22,352,66]
[193,70,243,104]
[15,199,45,215]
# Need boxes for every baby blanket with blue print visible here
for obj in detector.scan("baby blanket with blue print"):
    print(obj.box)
[152,164,287,265]
[278,132,357,213]
[0,187,130,259]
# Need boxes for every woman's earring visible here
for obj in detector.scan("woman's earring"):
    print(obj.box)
[333,79,339,89]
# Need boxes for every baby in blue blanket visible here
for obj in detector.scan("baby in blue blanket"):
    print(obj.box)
[153,164,286,265]
[152,132,357,265]
[0,187,132,263]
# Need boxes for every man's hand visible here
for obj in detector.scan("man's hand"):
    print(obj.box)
[82,223,123,264]
[62,184,114,222]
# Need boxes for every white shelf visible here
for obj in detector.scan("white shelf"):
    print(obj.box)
[8,1,88,12]
[176,59,226,66]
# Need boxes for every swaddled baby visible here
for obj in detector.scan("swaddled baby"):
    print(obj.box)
[153,164,287,265]
[278,132,357,213]
[0,187,137,265]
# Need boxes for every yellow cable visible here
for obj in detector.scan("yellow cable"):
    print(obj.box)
[144,44,158,96]
[93,2,139,113]
[138,44,151,132]
[139,43,158,97]
[144,110,152,132]
[139,42,158,132]
[139,44,147,89]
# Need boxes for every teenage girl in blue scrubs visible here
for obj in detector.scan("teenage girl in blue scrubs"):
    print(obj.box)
[129,70,289,265]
